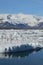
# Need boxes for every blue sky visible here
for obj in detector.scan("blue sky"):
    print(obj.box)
[0,0,43,16]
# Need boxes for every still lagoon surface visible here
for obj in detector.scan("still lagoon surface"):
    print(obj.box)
[0,49,43,65]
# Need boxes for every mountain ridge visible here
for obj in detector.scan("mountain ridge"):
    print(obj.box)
[0,13,43,29]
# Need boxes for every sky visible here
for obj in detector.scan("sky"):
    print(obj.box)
[0,0,43,16]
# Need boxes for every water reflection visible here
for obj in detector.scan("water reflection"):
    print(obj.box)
[0,49,43,65]
[0,49,42,58]
[4,50,34,58]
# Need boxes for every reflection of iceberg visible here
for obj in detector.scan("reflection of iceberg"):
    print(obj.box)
[4,49,34,58]
[0,48,41,58]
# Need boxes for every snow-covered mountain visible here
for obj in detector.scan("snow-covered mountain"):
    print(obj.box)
[0,13,43,29]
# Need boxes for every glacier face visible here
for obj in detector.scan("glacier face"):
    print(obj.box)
[0,13,43,52]
[0,29,43,53]
[0,14,43,29]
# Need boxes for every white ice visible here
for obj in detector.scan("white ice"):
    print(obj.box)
[0,29,43,53]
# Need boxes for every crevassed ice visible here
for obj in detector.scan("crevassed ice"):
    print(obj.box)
[0,29,43,52]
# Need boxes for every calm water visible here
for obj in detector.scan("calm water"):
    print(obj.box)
[0,49,43,65]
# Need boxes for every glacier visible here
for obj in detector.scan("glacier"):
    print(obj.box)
[0,13,43,53]
[0,29,43,53]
